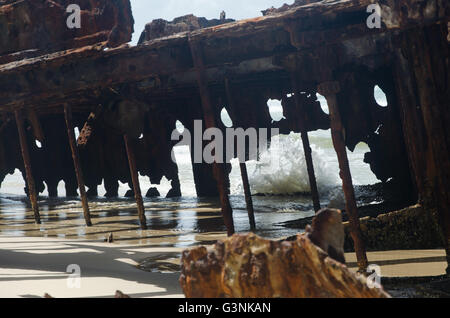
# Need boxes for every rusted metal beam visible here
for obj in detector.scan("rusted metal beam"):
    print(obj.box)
[224,78,256,231]
[291,75,321,213]
[0,0,134,64]
[317,81,368,272]
[189,37,235,236]
[77,104,103,148]
[14,109,40,224]
[124,134,148,230]
[63,103,92,227]
[239,162,256,231]
[1,0,447,112]
[26,108,45,143]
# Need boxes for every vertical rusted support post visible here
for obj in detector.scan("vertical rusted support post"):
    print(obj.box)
[239,162,256,231]
[63,104,92,227]
[27,108,45,143]
[14,109,41,224]
[285,22,320,212]
[317,81,368,272]
[224,78,256,231]
[189,36,235,236]
[291,76,321,213]
[124,134,147,230]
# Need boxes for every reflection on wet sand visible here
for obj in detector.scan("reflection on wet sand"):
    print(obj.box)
[0,195,308,249]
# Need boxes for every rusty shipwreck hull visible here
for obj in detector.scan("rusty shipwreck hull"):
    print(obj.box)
[0,0,134,64]
[0,0,449,272]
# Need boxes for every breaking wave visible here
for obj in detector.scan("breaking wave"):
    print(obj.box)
[231,133,341,196]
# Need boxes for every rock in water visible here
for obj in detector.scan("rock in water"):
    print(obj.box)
[124,189,135,198]
[343,204,443,251]
[146,187,161,198]
[180,209,390,298]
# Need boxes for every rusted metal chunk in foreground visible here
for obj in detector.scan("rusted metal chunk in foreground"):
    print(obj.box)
[14,109,41,224]
[64,104,92,227]
[180,209,389,298]
[124,134,148,230]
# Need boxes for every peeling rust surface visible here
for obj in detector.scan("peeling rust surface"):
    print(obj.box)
[180,230,390,298]
[0,0,447,111]
[0,0,133,64]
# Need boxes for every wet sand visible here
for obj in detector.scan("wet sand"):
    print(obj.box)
[0,196,447,298]
[0,195,310,245]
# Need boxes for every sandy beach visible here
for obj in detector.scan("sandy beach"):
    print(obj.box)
[0,235,184,298]
[0,233,447,298]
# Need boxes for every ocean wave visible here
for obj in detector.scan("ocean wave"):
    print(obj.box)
[244,133,341,196]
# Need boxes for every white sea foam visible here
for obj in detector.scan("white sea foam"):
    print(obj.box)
[230,133,341,196]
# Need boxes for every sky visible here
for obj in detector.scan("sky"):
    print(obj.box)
[129,0,294,44]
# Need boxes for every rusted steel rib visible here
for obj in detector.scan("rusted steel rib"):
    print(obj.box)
[291,75,321,213]
[224,78,256,231]
[124,134,147,230]
[317,81,368,272]
[63,103,92,227]
[26,108,45,143]
[239,162,256,231]
[77,104,103,148]
[189,37,235,236]
[14,109,41,224]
